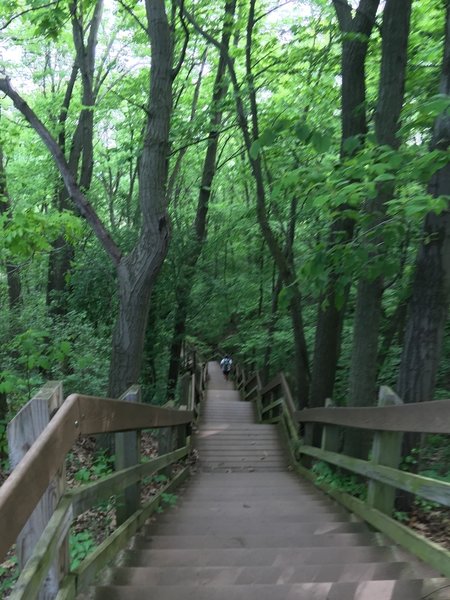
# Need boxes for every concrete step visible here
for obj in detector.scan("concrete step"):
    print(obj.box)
[159,506,356,521]
[133,532,380,549]
[94,578,450,599]
[122,545,399,567]
[197,461,287,469]
[107,562,431,586]
[143,519,370,536]
[171,494,351,508]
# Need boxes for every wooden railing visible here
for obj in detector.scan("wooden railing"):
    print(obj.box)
[236,369,450,577]
[0,361,205,600]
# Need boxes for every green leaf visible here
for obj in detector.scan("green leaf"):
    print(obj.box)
[311,130,331,153]
[418,94,450,117]
[249,139,262,160]
[374,173,396,183]
[294,122,311,142]
[342,136,361,155]
[259,127,277,147]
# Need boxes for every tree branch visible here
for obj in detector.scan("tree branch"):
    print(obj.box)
[172,0,190,79]
[116,0,148,35]
[254,0,293,25]
[332,0,352,30]
[0,1,59,31]
[169,123,237,156]
[0,77,122,265]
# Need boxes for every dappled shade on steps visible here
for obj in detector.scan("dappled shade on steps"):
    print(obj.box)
[93,361,450,599]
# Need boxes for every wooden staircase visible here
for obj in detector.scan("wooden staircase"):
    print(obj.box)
[93,362,450,599]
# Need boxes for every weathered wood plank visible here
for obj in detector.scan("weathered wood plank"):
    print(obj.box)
[0,391,194,563]
[299,444,450,507]
[278,420,298,466]
[282,404,300,444]
[9,497,73,600]
[8,396,58,597]
[75,467,190,593]
[116,386,141,526]
[69,447,188,516]
[0,395,80,562]
[321,399,340,453]
[280,372,297,414]
[77,395,193,434]
[54,575,76,600]
[367,387,403,515]
[260,398,284,417]
[295,399,450,433]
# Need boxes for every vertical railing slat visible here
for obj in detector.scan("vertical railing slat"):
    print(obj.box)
[7,381,67,599]
[367,386,403,515]
[115,385,141,525]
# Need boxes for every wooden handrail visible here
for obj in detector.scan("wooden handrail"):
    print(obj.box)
[295,399,450,433]
[0,393,192,562]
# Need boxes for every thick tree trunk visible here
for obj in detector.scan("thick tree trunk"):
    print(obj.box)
[108,0,173,397]
[310,0,380,410]
[109,240,169,396]
[345,0,411,459]
[396,6,450,487]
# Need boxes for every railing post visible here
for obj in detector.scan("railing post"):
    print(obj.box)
[7,381,67,599]
[367,386,403,515]
[115,385,141,525]
[321,399,340,453]
[178,372,190,409]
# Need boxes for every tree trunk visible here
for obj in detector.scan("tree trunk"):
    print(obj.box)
[166,287,189,400]
[310,0,380,410]
[47,1,103,314]
[396,6,450,491]
[345,0,412,459]
[108,0,173,397]
[165,0,237,402]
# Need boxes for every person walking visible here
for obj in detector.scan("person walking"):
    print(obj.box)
[220,354,233,380]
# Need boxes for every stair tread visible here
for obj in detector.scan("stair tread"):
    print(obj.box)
[109,562,429,585]
[144,520,369,535]
[134,532,380,549]
[123,545,400,567]
[94,579,450,600]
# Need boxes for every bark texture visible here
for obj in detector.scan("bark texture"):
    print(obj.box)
[397,2,450,407]
[345,0,412,459]
[108,0,173,396]
[310,0,380,409]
